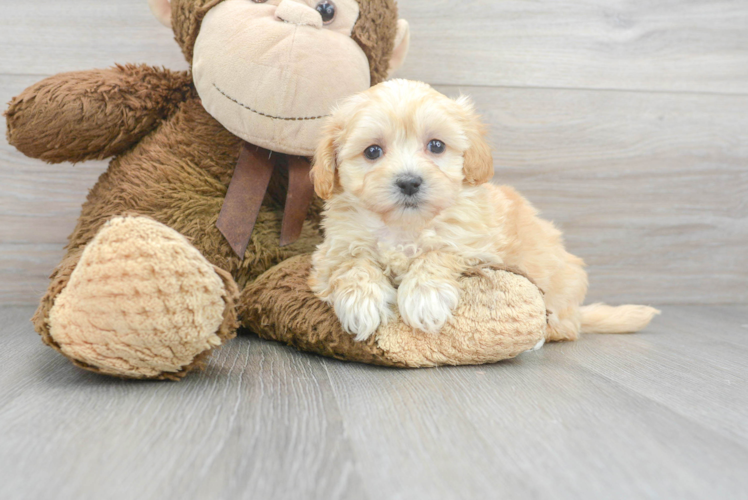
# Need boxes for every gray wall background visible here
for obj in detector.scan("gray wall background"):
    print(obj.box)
[1,0,746,305]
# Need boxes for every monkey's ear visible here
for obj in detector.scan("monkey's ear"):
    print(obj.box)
[456,96,494,186]
[311,120,343,200]
[148,0,172,27]
[387,20,410,78]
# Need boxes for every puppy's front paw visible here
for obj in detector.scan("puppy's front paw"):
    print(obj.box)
[332,282,395,342]
[398,280,460,334]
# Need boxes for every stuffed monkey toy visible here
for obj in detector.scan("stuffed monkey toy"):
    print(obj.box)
[6,0,547,379]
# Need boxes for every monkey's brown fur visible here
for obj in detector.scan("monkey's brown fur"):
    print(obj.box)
[5,0,399,377]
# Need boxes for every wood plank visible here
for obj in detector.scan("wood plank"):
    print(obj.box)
[321,311,748,499]
[395,0,748,94]
[2,0,747,94]
[0,307,368,500]
[560,308,748,445]
[0,0,188,76]
[437,84,748,304]
[0,244,66,306]
[1,305,747,499]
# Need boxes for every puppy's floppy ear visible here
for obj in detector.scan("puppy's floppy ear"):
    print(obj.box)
[455,95,494,186]
[311,117,344,200]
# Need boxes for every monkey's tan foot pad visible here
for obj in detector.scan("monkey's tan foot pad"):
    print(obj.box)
[47,216,239,379]
[240,254,547,368]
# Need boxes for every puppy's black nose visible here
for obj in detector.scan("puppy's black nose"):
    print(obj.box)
[396,175,423,196]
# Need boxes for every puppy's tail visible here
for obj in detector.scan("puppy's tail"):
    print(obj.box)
[579,303,660,334]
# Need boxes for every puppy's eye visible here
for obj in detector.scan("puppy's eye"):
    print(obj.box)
[364,145,384,160]
[316,1,336,24]
[428,139,446,154]
[252,0,268,3]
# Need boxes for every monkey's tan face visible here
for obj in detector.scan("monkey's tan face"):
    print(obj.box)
[193,0,371,156]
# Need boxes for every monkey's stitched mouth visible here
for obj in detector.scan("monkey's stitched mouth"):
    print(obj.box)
[213,84,330,122]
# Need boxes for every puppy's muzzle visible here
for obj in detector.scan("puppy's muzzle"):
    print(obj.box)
[396,174,423,197]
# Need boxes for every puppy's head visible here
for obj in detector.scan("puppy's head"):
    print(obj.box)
[311,79,493,224]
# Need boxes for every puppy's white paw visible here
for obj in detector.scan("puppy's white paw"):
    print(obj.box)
[332,282,395,342]
[398,280,460,334]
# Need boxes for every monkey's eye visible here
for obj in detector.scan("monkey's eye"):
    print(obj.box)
[428,140,446,154]
[364,145,383,160]
[316,1,336,24]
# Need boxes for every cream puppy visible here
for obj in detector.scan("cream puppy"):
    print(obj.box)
[310,79,659,342]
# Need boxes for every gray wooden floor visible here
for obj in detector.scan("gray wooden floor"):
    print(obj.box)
[2,1,747,499]
[1,305,746,500]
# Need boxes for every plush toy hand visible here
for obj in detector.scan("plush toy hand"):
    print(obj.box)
[241,255,548,368]
[6,65,191,163]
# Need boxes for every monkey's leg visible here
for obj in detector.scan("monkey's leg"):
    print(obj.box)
[32,216,239,379]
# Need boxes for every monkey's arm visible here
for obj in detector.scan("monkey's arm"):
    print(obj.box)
[5,64,192,163]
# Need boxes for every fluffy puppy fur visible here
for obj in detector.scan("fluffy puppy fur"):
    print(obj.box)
[310,79,659,342]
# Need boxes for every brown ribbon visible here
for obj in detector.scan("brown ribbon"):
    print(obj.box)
[217,142,315,259]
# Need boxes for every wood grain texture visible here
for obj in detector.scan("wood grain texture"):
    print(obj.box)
[437,84,748,304]
[0,0,188,76]
[395,0,748,94]
[0,306,367,500]
[4,0,748,94]
[1,305,746,500]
